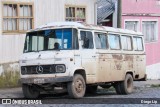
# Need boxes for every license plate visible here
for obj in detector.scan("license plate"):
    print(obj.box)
[34,79,45,84]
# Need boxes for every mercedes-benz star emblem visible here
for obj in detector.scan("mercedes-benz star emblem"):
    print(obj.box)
[36,65,43,74]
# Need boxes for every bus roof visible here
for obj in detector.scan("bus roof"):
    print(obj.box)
[28,22,143,35]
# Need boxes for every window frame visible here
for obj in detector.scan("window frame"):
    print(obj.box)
[80,30,94,49]
[133,36,144,51]
[2,2,34,34]
[124,19,140,32]
[24,28,77,53]
[141,20,158,43]
[65,5,86,22]
[72,28,79,50]
[94,32,108,50]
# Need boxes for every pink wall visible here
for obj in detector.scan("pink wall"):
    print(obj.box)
[122,0,160,14]
[122,0,160,65]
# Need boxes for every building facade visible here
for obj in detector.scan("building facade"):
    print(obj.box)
[0,0,97,74]
[122,0,160,79]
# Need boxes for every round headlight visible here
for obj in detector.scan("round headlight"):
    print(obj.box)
[21,67,27,75]
[55,65,66,73]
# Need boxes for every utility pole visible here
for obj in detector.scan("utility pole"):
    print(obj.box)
[117,0,122,28]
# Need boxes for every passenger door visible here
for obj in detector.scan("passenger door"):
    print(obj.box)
[80,30,97,83]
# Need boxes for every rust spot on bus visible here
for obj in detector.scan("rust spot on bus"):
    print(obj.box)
[81,23,92,27]
[129,64,134,68]
[112,55,123,60]
[114,61,122,70]
[124,55,133,61]
[136,56,140,59]
[124,55,134,69]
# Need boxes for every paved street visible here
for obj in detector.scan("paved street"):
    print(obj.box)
[0,80,160,107]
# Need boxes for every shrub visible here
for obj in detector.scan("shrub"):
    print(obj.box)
[0,69,20,88]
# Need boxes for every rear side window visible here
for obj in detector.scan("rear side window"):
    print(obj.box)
[95,33,107,49]
[121,36,132,51]
[108,34,121,50]
[80,31,94,49]
[133,37,143,51]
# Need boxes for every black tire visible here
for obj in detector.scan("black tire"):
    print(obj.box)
[22,84,40,98]
[86,85,97,94]
[114,82,122,94]
[67,74,86,98]
[120,74,133,94]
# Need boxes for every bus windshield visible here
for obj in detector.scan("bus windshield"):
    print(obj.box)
[24,28,78,53]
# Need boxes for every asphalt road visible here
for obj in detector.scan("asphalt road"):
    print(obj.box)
[0,80,160,106]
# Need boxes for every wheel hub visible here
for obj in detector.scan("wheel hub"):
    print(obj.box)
[75,79,84,93]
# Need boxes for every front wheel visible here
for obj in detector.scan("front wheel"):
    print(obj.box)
[67,74,86,98]
[22,84,40,98]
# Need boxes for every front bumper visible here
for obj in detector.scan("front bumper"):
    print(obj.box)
[20,76,73,84]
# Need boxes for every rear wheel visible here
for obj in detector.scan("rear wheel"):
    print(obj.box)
[22,84,40,98]
[67,74,86,98]
[114,74,133,95]
[120,74,133,94]
[114,82,122,94]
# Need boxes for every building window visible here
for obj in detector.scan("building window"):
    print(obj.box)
[142,21,158,42]
[3,3,34,33]
[125,21,139,32]
[65,5,86,22]
[157,0,160,5]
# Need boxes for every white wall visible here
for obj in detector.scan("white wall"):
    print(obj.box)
[0,0,96,65]
[0,0,34,64]
[0,34,26,64]
[34,0,96,28]
[146,63,160,79]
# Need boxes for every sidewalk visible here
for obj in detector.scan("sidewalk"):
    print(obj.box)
[134,80,160,88]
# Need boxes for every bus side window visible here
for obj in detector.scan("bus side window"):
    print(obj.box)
[108,34,121,50]
[121,35,132,51]
[80,31,94,49]
[95,33,107,49]
[133,37,143,51]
